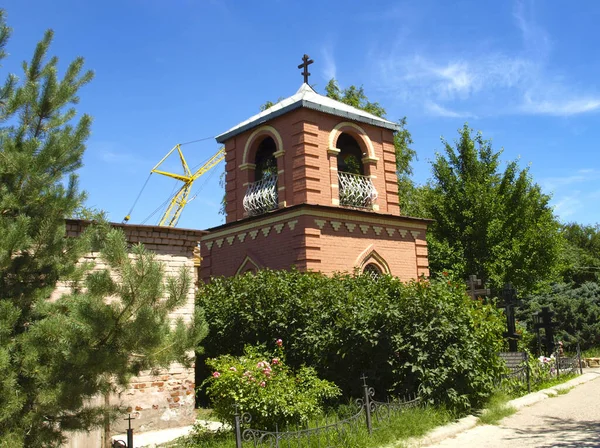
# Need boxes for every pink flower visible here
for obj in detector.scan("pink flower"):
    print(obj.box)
[276,339,283,347]
[229,367,237,372]
[260,381,266,387]
[212,371,221,378]
[272,358,280,365]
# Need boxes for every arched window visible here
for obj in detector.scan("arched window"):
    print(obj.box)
[363,263,382,278]
[244,136,278,216]
[336,133,364,175]
[254,137,277,181]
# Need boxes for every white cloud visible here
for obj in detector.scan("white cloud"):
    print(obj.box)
[372,0,600,117]
[321,46,336,81]
[552,193,583,219]
[520,95,600,116]
[425,101,474,118]
[541,169,600,191]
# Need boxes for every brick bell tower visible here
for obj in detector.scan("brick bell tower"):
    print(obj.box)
[200,55,431,281]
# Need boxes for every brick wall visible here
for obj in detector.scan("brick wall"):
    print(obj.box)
[57,220,205,434]
[223,108,401,223]
[201,204,430,280]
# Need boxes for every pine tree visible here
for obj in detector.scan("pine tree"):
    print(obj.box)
[0,13,207,447]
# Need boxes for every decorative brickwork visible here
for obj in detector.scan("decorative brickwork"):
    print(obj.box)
[201,204,431,281]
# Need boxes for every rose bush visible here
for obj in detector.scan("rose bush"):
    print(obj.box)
[203,342,340,430]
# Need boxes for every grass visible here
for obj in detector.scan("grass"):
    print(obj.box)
[554,386,574,395]
[476,392,516,426]
[581,346,600,358]
[531,372,578,392]
[194,408,217,422]
[164,406,455,448]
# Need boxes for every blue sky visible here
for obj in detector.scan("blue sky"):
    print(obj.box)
[3,0,600,229]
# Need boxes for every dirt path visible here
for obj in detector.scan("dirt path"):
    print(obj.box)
[426,371,600,448]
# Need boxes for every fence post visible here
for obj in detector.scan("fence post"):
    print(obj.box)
[577,343,583,375]
[234,404,243,448]
[526,356,531,393]
[361,374,373,435]
[124,414,134,448]
[555,349,560,379]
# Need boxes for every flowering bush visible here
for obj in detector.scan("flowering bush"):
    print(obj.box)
[203,342,340,430]
[198,268,505,412]
[534,354,556,380]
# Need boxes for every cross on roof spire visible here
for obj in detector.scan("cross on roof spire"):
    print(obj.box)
[298,54,314,84]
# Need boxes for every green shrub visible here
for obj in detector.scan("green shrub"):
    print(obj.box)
[203,342,340,430]
[197,269,505,413]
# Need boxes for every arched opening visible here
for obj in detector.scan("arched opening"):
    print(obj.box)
[336,133,376,208]
[363,263,383,278]
[243,136,278,216]
[336,133,364,175]
[254,137,277,181]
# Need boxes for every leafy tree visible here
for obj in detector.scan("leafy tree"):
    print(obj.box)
[559,222,600,285]
[423,124,562,294]
[324,79,387,117]
[0,14,207,447]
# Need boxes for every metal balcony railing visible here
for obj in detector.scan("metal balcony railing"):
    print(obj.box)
[243,174,278,216]
[338,171,378,209]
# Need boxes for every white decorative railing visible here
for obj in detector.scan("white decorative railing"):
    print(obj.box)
[243,174,278,216]
[338,171,378,209]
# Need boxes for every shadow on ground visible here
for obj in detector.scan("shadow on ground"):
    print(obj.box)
[505,415,600,447]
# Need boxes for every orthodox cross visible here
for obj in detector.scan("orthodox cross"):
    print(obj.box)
[298,54,314,84]
[466,274,490,301]
[533,306,557,357]
[498,283,522,352]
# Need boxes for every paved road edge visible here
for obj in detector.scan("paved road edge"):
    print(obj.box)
[402,370,600,448]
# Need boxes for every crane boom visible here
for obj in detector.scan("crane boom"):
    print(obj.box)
[152,145,225,227]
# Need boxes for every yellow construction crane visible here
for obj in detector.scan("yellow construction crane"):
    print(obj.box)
[124,144,225,227]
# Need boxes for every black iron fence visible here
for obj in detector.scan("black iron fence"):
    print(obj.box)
[498,351,531,392]
[233,376,420,448]
[555,343,584,378]
[498,344,584,393]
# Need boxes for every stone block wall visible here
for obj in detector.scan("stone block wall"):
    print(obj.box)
[57,220,206,435]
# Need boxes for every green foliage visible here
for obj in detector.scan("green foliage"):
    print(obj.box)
[325,79,387,118]
[3,223,208,446]
[477,391,516,425]
[197,269,505,413]
[518,282,600,351]
[259,97,285,112]
[0,14,207,445]
[422,124,562,294]
[204,343,340,430]
[559,223,600,285]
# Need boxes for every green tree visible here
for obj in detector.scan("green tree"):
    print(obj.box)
[423,124,562,294]
[559,222,600,285]
[0,15,207,447]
